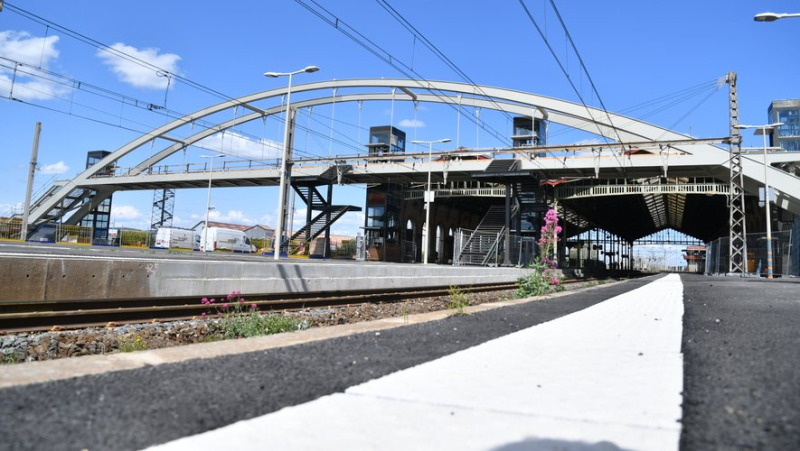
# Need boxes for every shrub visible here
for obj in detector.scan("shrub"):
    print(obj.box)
[516,209,564,298]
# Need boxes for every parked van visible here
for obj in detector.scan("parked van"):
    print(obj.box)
[154,228,200,250]
[202,227,256,253]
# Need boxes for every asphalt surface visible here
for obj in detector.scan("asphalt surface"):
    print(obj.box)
[1,273,798,451]
[679,274,800,450]
[0,276,657,451]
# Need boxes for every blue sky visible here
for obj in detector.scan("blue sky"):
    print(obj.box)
[1,0,798,237]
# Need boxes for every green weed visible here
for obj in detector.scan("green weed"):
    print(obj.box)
[118,335,148,353]
[447,285,470,316]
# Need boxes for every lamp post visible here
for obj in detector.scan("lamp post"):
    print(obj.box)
[264,65,319,260]
[411,138,451,264]
[735,123,784,279]
[200,154,224,252]
[754,12,800,22]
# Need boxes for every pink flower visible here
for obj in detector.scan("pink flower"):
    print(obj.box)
[239,298,245,303]
[222,303,229,310]
[201,312,206,317]
[201,297,209,305]
[251,304,258,310]
[227,293,234,301]
[209,298,216,304]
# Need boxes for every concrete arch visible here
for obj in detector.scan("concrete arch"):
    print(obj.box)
[26,78,736,224]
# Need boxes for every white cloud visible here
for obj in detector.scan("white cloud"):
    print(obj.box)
[38,161,69,174]
[0,31,68,101]
[1,203,22,216]
[197,131,282,160]
[111,205,142,220]
[0,31,59,67]
[97,43,181,89]
[208,209,256,225]
[259,214,274,227]
[398,119,425,128]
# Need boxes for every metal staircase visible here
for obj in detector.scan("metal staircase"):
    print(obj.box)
[290,205,360,243]
[455,204,519,265]
[283,184,361,255]
[10,181,70,221]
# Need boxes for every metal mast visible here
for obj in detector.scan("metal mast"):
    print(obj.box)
[726,72,748,275]
[150,189,175,230]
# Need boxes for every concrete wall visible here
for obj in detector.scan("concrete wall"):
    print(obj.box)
[0,256,531,302]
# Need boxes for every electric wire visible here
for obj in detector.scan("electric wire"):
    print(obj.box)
[293,0,514,148]
[375,0,517,124]
[4,2,241,104]
[517,0,627,172]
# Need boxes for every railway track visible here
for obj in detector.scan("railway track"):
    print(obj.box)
[0,282,538,334]
[0,278,609,334]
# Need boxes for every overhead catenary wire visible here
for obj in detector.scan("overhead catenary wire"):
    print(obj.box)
[375,0,517,124]
[0,55,370,161]
[517,0,627,173]
[293,0,514,149]
[548,78,722,140]
[4,2,242,104]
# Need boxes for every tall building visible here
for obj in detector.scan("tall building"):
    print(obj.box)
[768,99,800,151]
[80,151,114,244]
[767,100,800,275]
[363,126,406,261]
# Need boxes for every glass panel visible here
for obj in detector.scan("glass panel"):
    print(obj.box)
[778,139,800,152]
[778,109,799,137]
[366,205,385,228]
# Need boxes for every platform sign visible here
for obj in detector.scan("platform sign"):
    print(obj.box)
[424,191,435,202]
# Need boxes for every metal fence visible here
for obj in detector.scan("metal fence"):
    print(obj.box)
[54,224,93,245]
[454,228,536,267]
[116,230,153,248]
[706,230,792,276]
[0,220,23,241]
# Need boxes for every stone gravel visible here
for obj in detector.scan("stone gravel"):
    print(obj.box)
[2,285,559,363]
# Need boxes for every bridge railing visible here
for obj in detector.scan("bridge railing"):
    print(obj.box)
[103,159,281,178]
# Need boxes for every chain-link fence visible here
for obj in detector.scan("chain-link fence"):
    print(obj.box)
[706,230,792,276]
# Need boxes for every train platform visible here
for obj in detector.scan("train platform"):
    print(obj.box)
[0,241,530,302]
[3,273,799,450]
[149,274,684,451]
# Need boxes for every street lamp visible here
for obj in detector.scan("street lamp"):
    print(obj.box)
[200,154,224,252]
[735,122,784,279]
[411,138,451,264]
[264,65,319,260]
[754,12,800,22]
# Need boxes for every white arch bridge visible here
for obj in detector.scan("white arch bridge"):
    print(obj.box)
[23,78,800,247]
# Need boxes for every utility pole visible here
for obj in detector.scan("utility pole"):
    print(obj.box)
[21,122,41,242]
[726,72,748,276]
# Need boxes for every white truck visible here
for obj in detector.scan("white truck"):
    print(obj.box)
[201,227,256,253]
[154,228,200,250]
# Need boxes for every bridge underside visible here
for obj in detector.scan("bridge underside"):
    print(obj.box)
[561,192,729,242]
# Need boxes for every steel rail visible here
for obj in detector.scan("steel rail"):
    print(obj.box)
[0,282,527,333]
